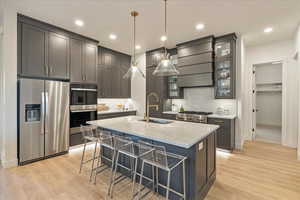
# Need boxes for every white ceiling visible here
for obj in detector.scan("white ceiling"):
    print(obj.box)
[11,0,300,55]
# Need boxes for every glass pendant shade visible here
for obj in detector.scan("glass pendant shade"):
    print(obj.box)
[153,54,179,76]
[123,61,145,79]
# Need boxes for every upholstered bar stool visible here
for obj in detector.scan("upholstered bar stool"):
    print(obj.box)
[79,125,101,181]
[108,137,153,199]
[136,141,187,200]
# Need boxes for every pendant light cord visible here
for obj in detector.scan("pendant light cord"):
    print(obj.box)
[164,0,168,55]
[133,13,136,64]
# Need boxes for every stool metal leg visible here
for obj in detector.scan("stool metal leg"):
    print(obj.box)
[166,171,171,200]
[107,149,117,196]
[109,150,120,198]
[131,158,138,200]
[152,165,155,192]
[137,160,145,200]
[89,140,98,182]
[94,144,102,184]
[182,161,186,200]
[79,139,87,173]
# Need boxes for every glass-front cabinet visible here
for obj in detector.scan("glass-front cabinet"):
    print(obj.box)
[168,76,183,99]
[214,34,237,99]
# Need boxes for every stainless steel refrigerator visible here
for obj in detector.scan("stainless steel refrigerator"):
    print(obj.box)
[18,78,70,165]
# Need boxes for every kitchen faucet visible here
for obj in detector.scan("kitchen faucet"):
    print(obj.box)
[145,92,159,122]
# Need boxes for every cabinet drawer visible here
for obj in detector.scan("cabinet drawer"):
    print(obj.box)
[97,111,136,120]
[178,63,213,76]
[177,42,213,58]
[177,52,213,67]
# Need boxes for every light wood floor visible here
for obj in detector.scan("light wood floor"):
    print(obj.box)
[1,141,300,200]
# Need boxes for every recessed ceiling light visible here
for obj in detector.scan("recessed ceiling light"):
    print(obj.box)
[109,34,117,40]
[264,27,273,33]
[160,35,167,42]
[75,20,84,27]
[135,45,141,50]
[196,23,205,30]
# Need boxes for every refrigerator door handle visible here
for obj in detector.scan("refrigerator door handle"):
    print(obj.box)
[41,92,45,135]
[45,92,49,135]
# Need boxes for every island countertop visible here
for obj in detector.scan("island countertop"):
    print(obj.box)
[88,116,219,149]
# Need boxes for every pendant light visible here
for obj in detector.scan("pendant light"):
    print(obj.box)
[123,11,145,79]
[153,0,179,76]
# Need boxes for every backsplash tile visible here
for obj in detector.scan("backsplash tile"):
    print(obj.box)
[97,99,135,111]
[171,87,237,114]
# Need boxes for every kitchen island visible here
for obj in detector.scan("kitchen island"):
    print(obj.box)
[88,116,219,200]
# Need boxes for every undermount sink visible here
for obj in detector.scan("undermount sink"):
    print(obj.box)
[139,119,173,124]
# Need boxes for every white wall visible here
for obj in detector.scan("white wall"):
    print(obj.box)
[131,53,146,117]
[0,0,3,166]
[295,25,300,160]
[245,40,298,148]
[0,0,18,168]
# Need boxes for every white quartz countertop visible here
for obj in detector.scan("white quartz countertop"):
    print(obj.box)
[162,111,237,119]
[97,110,137,115]
[88,116,219,149]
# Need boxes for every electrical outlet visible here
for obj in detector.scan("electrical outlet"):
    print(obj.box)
[198,142,203,151]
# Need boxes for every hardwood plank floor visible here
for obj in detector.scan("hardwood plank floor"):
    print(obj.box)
[1,141,300,200]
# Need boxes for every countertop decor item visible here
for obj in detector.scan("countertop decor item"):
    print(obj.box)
[123,11,145,79]
[153,0,179,76]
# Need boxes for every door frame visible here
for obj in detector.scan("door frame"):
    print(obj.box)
[251,60,285,144]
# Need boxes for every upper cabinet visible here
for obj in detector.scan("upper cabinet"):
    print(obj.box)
[214,33,237,99]
[17,14,99,82]
[48,32,69,79]
[20,23,48,78]
[97,46,131,98]
[146,48,165,68]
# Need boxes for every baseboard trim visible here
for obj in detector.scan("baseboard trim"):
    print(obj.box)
[1,158,18,168]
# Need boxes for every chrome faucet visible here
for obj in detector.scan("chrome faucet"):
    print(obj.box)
[145,92,159,122]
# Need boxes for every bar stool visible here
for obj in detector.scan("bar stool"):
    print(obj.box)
[108,137,153,199]
[93,129,114,184]
[79,125,100,182]
[136,141,187,200]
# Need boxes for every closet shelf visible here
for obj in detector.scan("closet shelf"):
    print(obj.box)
[256,82,282,86]
[256,89,282,93]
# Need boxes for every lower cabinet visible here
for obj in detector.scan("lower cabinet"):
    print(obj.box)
[207,117,235,151]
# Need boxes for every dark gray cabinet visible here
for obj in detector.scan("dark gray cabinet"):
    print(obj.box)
[70,40,97,83]
[97,46,131,98]
[214,33,237,99]
[83,43,98,83]
[18,14,99,81]
[207,117,235,151]
[48,32,69,79]
[70,38,83,82]
[20,23,48,78]
[146,48,165,67]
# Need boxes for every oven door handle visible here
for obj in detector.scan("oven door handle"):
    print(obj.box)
[71,88,97,92]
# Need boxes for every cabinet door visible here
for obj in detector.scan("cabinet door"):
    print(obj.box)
[101,49,113,98]
[48,32,69,79]
[70,38,84,83]
[111,52,121,98]
[207,132,216,179]
[84,43,98,83]
[21,23,47,78]
[120,54,131,98]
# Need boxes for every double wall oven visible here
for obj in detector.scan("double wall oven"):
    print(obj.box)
[70,84,98,146]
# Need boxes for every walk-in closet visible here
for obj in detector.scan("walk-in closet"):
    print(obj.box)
[254,62,282,144]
